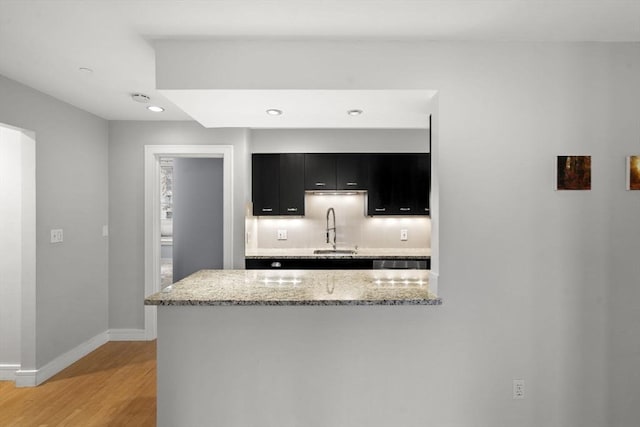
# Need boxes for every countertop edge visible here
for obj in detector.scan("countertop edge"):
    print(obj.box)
[145,298,442,306]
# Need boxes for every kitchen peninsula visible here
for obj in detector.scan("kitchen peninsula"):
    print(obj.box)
[146,269,440,426]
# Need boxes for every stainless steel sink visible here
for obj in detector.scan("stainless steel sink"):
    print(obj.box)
[313,249,356,255]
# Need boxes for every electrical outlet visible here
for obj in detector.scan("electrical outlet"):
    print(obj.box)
[277,229,288,240]
[400,229,408,241]
[513,379,525,399]
[50,229,64,243]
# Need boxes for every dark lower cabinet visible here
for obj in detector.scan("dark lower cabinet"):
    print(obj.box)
[246,258,374,270]
[245,257,430,270]
[252,153,304,216]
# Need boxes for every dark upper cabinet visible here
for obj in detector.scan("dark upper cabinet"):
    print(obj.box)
[304,154,336,190]
[367,154,394,214]
[254,152,428,217]
[279,153,305,215]
[336,154,368,190]
[305,153,368,191]
[367,153,430,215]
[252,153,304,216]
[252,154,280,215]
[414,154,431,214]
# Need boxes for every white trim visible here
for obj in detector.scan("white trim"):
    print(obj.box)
[15,331,109,387]
[0,364,20,381]
[144,145,234,340]
[428,270,439,296]
[108,328,147,341]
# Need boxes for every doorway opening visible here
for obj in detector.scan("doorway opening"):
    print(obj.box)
[144,145,234,339]
[0,123,36,386]
[158,156,225,287]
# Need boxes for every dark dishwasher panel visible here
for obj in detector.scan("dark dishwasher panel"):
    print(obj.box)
[373,260,428,270]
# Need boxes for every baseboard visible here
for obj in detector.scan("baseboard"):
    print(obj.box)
[108,328,147,341]
[0,364,20,381]
[16,331,109,387]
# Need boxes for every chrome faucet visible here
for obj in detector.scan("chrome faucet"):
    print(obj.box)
[326,207,336,250]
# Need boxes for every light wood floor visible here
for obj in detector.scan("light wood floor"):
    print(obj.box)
[0,341,156,427]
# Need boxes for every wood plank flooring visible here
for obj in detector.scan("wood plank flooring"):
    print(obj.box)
[0,341,156,427]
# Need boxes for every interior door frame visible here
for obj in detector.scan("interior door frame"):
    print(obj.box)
[144,145,234,340]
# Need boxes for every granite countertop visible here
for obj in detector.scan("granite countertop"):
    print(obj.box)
[145,269,441,306]
[244,248,431,259]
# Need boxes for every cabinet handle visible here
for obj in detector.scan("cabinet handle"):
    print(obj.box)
[286,207,298,212]
[315,182,326,186]
[400,207,411,212]
[375,208,386,212]
[271,262,282,268]
[346,182,358,186]
[261,208,273,212]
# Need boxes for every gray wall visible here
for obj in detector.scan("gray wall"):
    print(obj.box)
[155,40,640,427]
[172,157,224,281]
[108,122,248,329]
[0,74,108,368]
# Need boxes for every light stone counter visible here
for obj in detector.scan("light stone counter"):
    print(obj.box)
[145,269,441,306]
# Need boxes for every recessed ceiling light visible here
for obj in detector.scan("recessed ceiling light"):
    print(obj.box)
[347,109,363,116]
[132,93,151,103]
[147,106,164,113]
[78,67,93,73]
[266,109,283,116]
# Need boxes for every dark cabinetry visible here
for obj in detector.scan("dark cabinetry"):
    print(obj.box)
[245,257,430,270]
[252,154,304,216]
[367,154,430,215]
[252,152,430,217]
[305,154,368,191]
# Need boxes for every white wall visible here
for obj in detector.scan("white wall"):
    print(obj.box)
[0,74,109,369]
[0,126,23,369]
[108,122,249,329]
[155,40,640,427]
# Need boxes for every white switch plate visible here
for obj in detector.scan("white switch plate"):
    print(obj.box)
[277,229,288,240]
[50,229,64,243]
[513,379,525,399]
[400,229,408,241]
[102,225,109,237]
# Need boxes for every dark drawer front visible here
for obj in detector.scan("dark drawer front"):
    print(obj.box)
[245,258,374,270]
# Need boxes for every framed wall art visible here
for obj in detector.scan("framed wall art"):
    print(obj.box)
[556,155,591,191]
[627,155,640,190]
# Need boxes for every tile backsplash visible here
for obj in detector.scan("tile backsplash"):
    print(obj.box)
[246,193,430,250]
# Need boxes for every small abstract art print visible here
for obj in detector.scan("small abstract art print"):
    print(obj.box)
[556,155,591,190]
[628,156,640,190]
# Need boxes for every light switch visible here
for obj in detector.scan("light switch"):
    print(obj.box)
[50,229,63,243]
[400,229,408,241]
[277,229,288,240]
[102,225,109,237]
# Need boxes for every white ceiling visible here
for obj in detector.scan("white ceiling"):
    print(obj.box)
[0,0,638,125]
